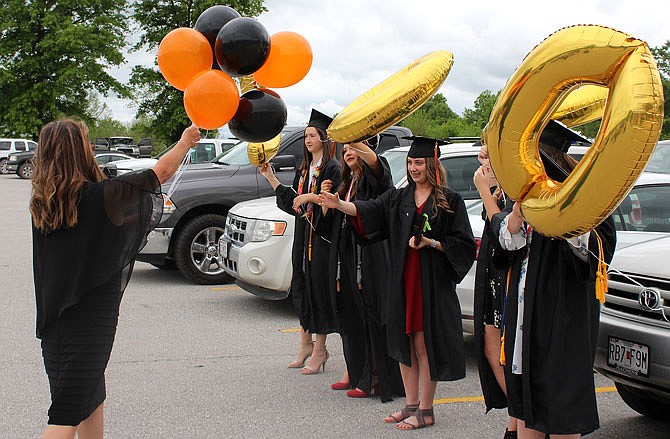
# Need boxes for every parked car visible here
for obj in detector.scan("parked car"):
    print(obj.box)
[137,125,413,284]
[593,171,670,420]
[1,138,37,175]
[6,148,38,179]
[102,138,240,177]
[94,136,153,157]
[94,152,134,166]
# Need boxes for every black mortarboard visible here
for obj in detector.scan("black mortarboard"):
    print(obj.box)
[539,119,591,153]
[307,109,333,131]
[403,136,449,158]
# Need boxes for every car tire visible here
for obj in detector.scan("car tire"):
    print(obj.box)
[17,161,34,179]
[0,158,8,174]
[615,382,670,420]
[173,214,232,285]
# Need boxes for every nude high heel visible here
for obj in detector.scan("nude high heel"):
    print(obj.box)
[300,348,329,375]
[288,341,314,368]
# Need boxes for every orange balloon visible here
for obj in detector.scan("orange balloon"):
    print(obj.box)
[158,28,213,91]
[253,31,313,88]
[183,70,240,130]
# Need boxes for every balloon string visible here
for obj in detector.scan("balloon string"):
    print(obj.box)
[583,242,669,323]
[166,151,190,199]
[289,183,332,245]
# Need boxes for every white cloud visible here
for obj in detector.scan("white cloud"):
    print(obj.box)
[106,0,670,128]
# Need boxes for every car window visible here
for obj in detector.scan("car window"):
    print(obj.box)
[279,136,304,167]
[15,141,26,151]
[216,141,251,165]
[28,141,38,151]
[378,135,400,153]
[96,155,111,164]
[644,143,670,174]
[190,142,217,164]
[613,184,670,232]
[382,150,409,186]
[441,155,480,200]
[0,141,10,150]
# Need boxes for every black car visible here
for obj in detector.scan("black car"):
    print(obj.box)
[137,125,413,284]
[6,149,37,179]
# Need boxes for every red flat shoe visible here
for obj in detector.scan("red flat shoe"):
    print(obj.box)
[331,381,351,390]
[346,388,369,398]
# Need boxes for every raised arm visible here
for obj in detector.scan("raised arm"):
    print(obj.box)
[152,124,200,184]
[319,191,358,216]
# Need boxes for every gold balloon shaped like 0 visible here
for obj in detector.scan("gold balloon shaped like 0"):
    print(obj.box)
[482,24,664,238]
[552,84,608,128]
[327,50,454,143]
[248,133,281,167]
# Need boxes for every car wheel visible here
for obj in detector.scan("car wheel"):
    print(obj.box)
[17,161,34,179]
[615,382,670,420]
[0,158,8,174]
[173,214,232,284]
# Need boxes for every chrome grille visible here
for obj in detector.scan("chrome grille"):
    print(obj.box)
[604,271,670,324]
[225,214,250,246]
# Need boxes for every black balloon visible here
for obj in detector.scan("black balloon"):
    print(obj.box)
[229,89,287,143]
[194,5,241,69]
[215,17,270,77]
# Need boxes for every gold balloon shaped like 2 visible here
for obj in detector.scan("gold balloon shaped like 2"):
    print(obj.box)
[482,25,664,238]
[248,134,281,167]
[327,51,454,143]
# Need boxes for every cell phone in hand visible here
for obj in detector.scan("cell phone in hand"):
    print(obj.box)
[411,212,425,246]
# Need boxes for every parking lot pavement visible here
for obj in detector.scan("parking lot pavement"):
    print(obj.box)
[1,174,668,438]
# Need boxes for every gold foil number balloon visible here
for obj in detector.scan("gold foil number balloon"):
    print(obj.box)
[248,133,281,166]
[327,51,454,143]
[483,25,664,238]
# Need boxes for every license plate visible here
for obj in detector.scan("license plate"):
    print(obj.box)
[218,239,229,259]
[607,336,649,377]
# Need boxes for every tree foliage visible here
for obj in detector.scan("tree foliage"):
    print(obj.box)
[651,41,670,140]
[130,1,267,145]
[0,0,129,139]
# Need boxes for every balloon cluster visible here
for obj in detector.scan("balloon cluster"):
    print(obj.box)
[157,5,313,141]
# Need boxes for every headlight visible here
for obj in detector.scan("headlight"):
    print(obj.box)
[251,220,287,242]
[8,156,17,162]
[162,194,176,214]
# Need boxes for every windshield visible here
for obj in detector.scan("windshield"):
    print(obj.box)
[382,149,409,186]
[645,143,670,174]
[213,140,251,165]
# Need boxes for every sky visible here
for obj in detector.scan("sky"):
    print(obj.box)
[106,0,670,136]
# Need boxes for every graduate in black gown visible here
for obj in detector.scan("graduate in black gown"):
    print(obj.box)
[324,136,404,402]
[259,109,341,374]
[490,124,617,438]
[32,119,200,438]
[320,137,476,430]
[472,141,517,439]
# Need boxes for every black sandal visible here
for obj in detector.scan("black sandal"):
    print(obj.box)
[383,404,419,423]
[395,407,435,430]
[503,429,518,439]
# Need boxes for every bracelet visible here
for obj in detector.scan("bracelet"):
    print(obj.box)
[430,239,437,249]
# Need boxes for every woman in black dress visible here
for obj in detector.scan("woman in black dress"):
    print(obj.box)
[324,137,403,401]
[259,109,341,374]
[32,119,200,439]
[320,137,476,429]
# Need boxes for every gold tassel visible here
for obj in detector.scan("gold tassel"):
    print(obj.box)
[500,267,513,366]
[336,279,340,292]
[434,142,441,186]
[308,215,313,262]
[594,231,608,303]
[499,334,506,366]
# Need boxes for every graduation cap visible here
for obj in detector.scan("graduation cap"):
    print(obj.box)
[539,119,591,153]
[307,109,333,132]
[403,136,450,185]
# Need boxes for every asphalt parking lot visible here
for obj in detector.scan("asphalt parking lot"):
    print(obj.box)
[1,174,668,438]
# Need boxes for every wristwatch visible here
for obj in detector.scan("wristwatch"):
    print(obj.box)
[430,239,437,249]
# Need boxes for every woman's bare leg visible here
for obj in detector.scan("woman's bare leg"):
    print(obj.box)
[484,324,507,393]
[397,332,435,428]
[40,425,76,439]
[385,336,419,421]
[74,403,104,439]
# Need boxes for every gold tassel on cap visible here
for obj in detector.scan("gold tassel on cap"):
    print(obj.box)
[594,231,608,303]
[434,141,441,186]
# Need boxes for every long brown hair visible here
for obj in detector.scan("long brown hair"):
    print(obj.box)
[30,118,106,233]
[407,156,451,216]
[337,146,364,200]
[299,126,333,174]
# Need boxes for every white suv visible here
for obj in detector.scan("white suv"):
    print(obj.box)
[0,138,37,174]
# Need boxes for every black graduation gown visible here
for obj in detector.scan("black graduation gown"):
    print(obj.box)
[474,192,512,412]
[275,159,341,334]
[33,169,162,425]
[328,157,403,402]
[354,184,477,381]
[491,209,617,435]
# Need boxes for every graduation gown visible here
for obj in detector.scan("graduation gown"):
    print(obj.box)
[328,157,403,401]
[33,169,162,425]
[491,209,617,435]
[354,184,477,381]
[474,192,511,412]
[275,159,341,334]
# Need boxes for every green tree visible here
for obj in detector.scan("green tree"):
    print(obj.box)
[0,0,129,139]
[399,93,461,136]
[130,1,267,145]
[462,90,499,130]
[651,41,670,140]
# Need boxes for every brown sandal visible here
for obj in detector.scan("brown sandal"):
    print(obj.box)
[395,407,434,430]
[383,404,419,423]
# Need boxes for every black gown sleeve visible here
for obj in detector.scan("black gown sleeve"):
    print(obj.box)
[353,188,395,242]
[437,191,477,283]
[275,171,301,215]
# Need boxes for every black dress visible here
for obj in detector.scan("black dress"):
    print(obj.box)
[474,190,511,412]
[328,158,403,402]
[275,159,341,334]
[353,185,477,380]
[33,170,162,426]
[491,208,617,435]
